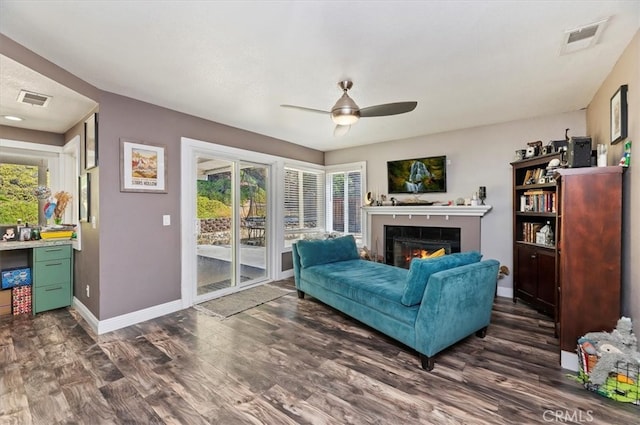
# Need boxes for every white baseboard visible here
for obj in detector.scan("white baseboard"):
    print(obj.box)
[561,350,579,371]
[277,269,294,279]
[496,285,513,299]
[73,297,184,335]
[72,298,99,332]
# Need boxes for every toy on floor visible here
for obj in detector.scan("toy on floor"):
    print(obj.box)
[577,317,640,405]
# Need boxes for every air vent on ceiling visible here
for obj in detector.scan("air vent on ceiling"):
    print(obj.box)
[17,90,52,107]
[560,18,609,55]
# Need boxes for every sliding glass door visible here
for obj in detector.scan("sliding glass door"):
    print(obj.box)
[194,155,269,301]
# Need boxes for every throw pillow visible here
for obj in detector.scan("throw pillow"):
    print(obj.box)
[295,234,360,268]
[401,251,482,306]
[424,248,446,259]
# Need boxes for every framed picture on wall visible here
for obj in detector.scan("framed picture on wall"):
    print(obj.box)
[120,138,167,193]
[610,84,628,145]
[84,113,98,169]
[79,172,90,222]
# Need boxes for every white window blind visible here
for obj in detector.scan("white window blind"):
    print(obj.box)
[284,166,325,245]
[328,167,362,240]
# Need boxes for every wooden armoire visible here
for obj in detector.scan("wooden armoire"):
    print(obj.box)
[555,166,623,356]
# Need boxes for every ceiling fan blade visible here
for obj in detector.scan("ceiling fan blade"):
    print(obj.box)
[280,104,330,114]
[359,101,417,117]
[333,124,351,137]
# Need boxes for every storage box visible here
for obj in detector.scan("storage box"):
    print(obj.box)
[578,343,640,405]
[39,230,73,240]
[12,285,31,315]
[1,267,32,289]
[0,289,11,316]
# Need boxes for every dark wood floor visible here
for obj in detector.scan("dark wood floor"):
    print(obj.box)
[1,278,637,424]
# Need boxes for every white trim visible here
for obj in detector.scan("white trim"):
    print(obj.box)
[561,350,579,371]
[73,296,184,335]
[362,205,492,217]
[63,135,82,250]
[325,161,366,239]
[72,297,99,332]
[0,138,63,154]
[496,286,514,299]
[181,137,285,309]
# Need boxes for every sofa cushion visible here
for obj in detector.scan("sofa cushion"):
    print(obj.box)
[400,251,483,306]
[301,259,418,325]
[295,235,360,268]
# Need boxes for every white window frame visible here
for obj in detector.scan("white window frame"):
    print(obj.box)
[283,161,326,248]
[0,137,81,249]
[325,161,366,246]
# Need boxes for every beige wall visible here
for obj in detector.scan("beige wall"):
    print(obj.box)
[326,110,587,297]
[586,30,639,337]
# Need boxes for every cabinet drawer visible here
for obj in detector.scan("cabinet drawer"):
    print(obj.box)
[34,245,71,262]
[34,259,71,287]
[34,283,71,313]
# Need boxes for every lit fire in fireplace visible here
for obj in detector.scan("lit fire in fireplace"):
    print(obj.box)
[405,249,432,262]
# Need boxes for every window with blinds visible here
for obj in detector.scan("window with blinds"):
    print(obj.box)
[327,167,363,242]
[284,167,325,245]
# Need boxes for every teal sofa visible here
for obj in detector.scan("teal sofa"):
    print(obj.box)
[292,235,500,370]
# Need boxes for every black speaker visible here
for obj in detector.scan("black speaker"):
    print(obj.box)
[567,137,592,168]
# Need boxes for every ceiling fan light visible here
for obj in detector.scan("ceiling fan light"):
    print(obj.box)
[331,110,359,125]
[331,93,360,125]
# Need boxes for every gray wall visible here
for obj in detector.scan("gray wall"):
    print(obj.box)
[95,91,323,319]
[325,110,587,297]
[2,34,325,320]
[586,30,639,337]
[0,125,65,146]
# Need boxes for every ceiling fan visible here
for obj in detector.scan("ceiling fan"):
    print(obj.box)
[281,80,417,136]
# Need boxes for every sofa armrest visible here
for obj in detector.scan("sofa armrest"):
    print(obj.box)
[414,259,499,357]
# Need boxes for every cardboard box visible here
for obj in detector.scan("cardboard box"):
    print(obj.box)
[1,267,32,289]
[0,289,11,316]
[12,285,31,315]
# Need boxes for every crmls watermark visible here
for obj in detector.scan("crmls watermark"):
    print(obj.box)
[542,409,594,423]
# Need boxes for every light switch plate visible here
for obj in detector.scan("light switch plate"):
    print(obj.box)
[163,215,171,226]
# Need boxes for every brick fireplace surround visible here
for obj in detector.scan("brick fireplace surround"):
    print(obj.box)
[362,205,492,261]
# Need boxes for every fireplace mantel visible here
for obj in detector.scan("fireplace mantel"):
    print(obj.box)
[362,205,492,218]
[362,205,492,254]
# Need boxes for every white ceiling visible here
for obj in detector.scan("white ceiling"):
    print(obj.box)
[1,1,638,152]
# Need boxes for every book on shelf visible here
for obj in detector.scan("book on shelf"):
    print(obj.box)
[520,190,556,213]
[522,167,547,185]
[522,222,543,243]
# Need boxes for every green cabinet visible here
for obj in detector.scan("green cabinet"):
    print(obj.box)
[32,245,73,314]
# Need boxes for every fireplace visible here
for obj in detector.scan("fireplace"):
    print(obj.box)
[385,225,461,268]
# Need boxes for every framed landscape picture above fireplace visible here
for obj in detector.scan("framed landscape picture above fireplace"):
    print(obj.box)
[387,155,447,194]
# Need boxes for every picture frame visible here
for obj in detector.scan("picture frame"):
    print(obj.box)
[84,113,98,169]
[610,84,628,145]
[79,173,90,222]
[387,155,447,194]
[1,227,17,242]
[120,138,167,193]
[19,227,32,242]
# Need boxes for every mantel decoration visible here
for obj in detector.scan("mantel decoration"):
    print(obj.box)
[84,113,98,169]
[610,84,628,145]
[120,138,167,193]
